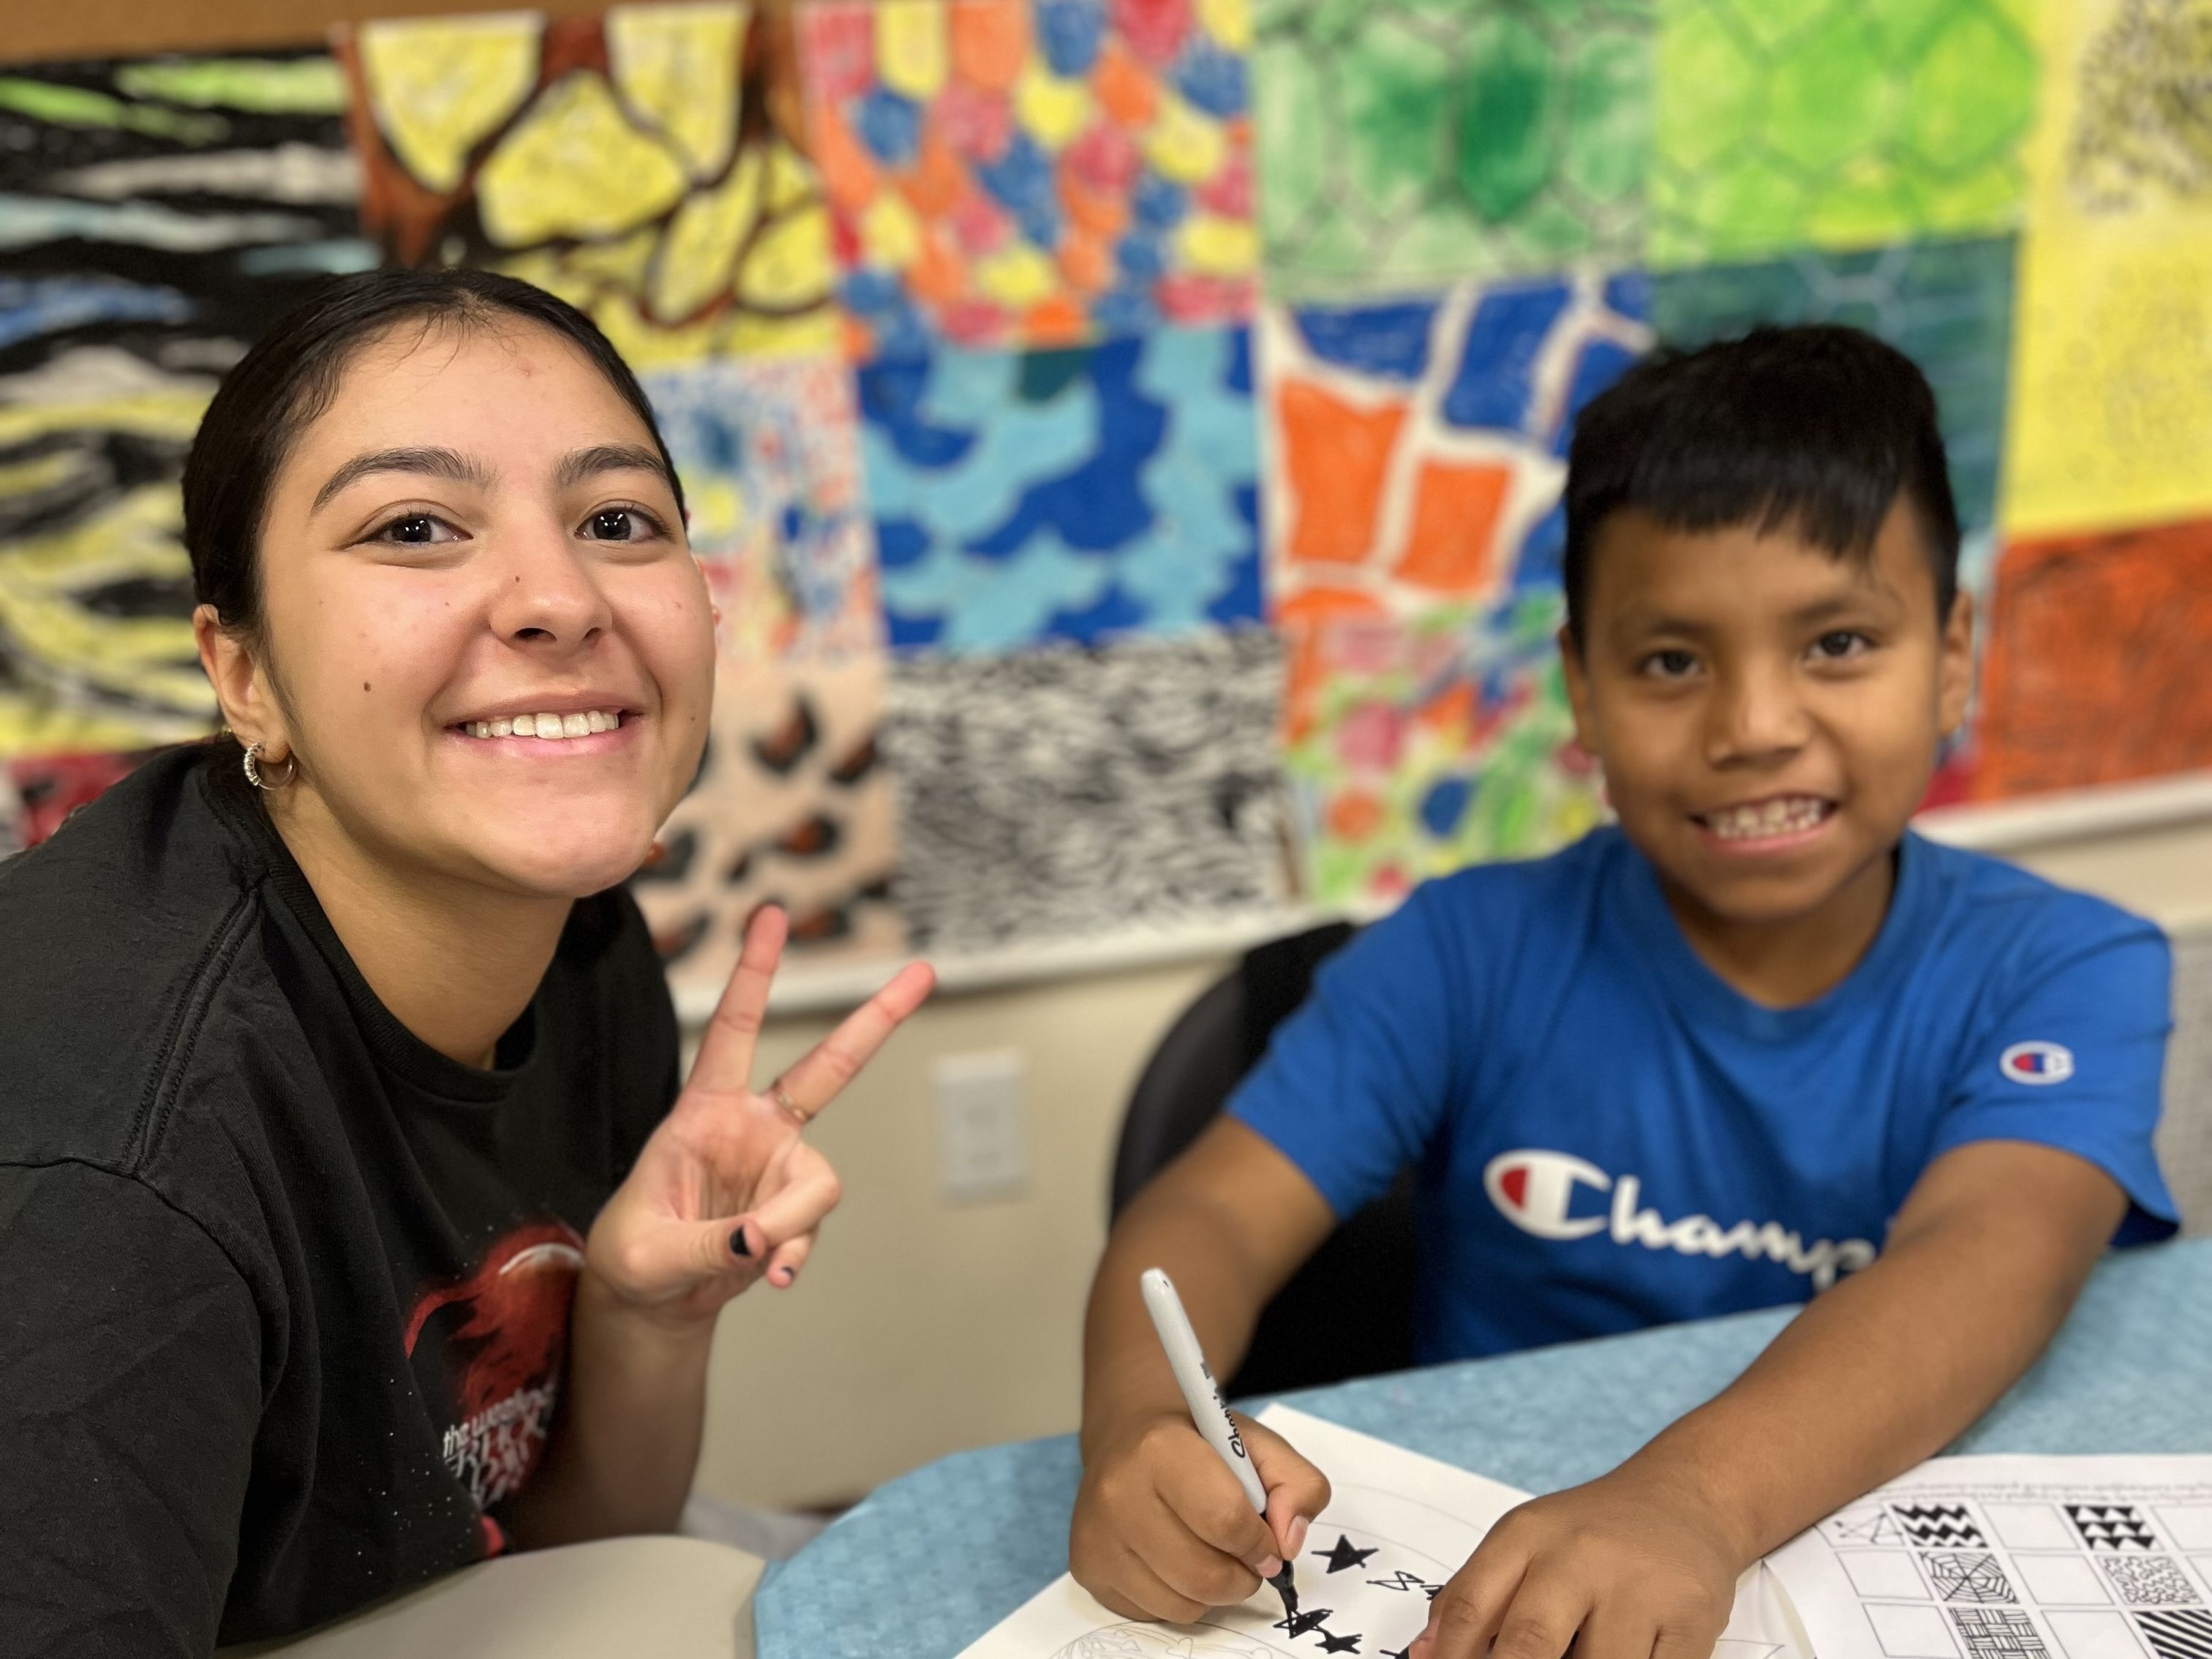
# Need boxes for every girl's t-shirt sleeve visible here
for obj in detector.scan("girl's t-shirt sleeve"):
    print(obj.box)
[1229,885,1470,1219]
[1,1159,262,1657]
[1927,899,2177,1244]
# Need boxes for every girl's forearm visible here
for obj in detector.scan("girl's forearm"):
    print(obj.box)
[503,1272,717,1549]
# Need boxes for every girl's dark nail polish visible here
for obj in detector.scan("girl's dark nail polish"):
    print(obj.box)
[731,1227,752,1258]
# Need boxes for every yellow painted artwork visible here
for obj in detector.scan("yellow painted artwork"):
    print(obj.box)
[339,4,838,369]
[2001,0,2212,538]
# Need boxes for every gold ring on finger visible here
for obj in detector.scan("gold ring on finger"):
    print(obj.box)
[770,1082,810,1127]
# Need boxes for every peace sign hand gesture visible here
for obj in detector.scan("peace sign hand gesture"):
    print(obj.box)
[584,906,936,1325]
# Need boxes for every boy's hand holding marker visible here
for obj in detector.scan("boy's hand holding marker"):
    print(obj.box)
[1081,1268,1750,1659]
[1072,1407,1324,1622]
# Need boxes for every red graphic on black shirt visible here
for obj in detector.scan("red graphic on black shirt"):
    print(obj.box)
[405,1220,585,1533]
[7,750,144,848]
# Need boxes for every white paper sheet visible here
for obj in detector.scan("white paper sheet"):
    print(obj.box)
[960,1407,1810,1659]
[1768,1456,2212,1659]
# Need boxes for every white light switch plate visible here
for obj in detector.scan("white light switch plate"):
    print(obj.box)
[934,1050,1028,1203]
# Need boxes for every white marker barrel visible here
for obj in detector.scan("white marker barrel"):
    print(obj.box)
[1140,1266,1269,1515]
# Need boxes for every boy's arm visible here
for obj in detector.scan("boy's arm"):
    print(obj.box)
[1412,1139,2126,1659]
[1072,1117,1339,1622]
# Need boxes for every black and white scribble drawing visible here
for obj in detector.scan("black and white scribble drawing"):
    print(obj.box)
[1927,1554,2019,1606]
[1951,1609,2052,1659]
[2134,1609,2212,1659]
[2101,1558,2202,1608]
[884,631,1290,951]
[1366,1570,1442,1599]
[2072,1506,2160,1551]
[1897,1506,1990,1549]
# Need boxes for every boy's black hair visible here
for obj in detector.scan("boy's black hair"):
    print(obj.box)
[1562,324,1960,647]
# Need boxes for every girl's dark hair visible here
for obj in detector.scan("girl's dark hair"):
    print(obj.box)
[182,266,685,639]
[1562,324,1961,647]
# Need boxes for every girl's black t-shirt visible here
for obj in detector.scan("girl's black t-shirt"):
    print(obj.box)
[0,745,681,1655]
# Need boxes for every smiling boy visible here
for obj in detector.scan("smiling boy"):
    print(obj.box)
[1069,327,2176,1659]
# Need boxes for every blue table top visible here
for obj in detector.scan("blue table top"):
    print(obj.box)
[754,1238,2212,1659]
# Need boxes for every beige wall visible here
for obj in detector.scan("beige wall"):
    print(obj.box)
[1994,817,2212,930]
[693,813,2212,1512]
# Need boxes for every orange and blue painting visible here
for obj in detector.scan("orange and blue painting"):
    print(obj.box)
[1260,270,1646,900]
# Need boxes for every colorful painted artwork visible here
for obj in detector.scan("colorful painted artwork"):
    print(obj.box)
[642,357,882,669]
[1283,598,1606,905]
[1259,268,1651,627]
[857,320,1260,653]
[1970,518,2212,802]
[1649,0,2039,268]
[0,50,370,759]
[797,0,1256,357]
[1258,269,1642,902]
[338,4,837,369]
[1252,0,1649,297]
[883,629,1287,949]
[1650,235,2018,534]
[2002,0,2212,538]
[631,655,904,994]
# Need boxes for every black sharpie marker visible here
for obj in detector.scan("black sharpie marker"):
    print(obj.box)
[1140,1267,1299,1622]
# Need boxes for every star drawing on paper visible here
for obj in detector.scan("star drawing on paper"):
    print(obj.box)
[1314,1534,1381,1574]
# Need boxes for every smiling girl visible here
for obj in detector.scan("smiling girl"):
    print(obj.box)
[0,269,933,1655]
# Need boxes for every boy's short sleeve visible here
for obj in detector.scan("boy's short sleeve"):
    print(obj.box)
[1229,886,1470,1219]
[1925,905,2177,1244]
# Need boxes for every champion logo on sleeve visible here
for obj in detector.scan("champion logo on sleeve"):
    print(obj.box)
[1999,1041,2075,1086]
[2008,1039,2070,1092]
[1483,1149,1877,1290]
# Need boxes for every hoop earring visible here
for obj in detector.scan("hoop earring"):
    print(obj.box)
[242,741,294,791]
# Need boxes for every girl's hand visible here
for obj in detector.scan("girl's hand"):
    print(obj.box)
[584,905,935,1323]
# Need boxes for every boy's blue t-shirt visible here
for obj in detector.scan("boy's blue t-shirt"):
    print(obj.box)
[1230,827,2177,1366]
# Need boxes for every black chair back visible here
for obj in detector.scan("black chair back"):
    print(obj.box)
[1113,922,1418,1396]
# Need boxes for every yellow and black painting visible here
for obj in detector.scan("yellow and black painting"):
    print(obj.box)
[0,49,374,759]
